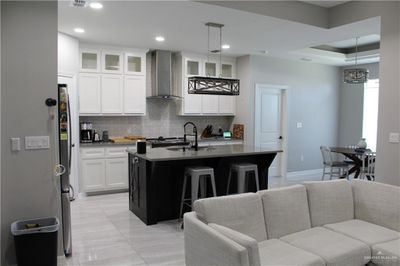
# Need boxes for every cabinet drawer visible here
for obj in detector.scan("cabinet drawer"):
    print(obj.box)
[105,147,127,158]
[80,148,105,159]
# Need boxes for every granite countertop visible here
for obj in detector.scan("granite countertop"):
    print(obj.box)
[80,141,138,147]
[127,144,282,162]
[80,138,243,147]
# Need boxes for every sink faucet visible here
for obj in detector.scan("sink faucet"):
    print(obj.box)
[184,122,198,151]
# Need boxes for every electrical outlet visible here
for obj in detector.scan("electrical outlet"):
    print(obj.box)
[10,138,21,151]
[296,122,303,128]
[389,132,399,143]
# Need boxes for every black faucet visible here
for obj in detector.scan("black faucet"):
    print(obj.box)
[184,122,198,151]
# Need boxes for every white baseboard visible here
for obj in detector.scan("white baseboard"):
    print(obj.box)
[286,169,323,180]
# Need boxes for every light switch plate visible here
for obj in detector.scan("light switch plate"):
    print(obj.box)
[25,136,50,150]
[10,138,21,151]
[389,132,399,143]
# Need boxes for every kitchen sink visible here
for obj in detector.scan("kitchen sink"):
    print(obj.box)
[166,146,215,152]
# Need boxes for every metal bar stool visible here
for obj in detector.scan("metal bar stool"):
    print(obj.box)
[179,166,217,219]
[226,163,260,194]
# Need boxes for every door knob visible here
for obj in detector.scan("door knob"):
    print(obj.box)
[279,136,283,140]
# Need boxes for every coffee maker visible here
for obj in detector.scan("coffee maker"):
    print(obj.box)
[80,122,93,143]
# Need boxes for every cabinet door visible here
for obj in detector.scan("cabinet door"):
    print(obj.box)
[219,96,236,115]
[202,95,219,114]
[79,73,101,114]
[80,50,100,72]
[183,77,202,114]
[124,76,146,115]
[102,51,122,74]
[101,75,123,114]
[124,53,145,75]
[82,159,106,192]
[106,158,128,188]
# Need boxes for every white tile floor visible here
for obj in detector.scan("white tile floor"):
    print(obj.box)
[58,174,321,266]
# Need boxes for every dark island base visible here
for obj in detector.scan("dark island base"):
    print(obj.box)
[129,153,277,225]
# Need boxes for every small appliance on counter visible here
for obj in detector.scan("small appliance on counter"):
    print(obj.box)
[137,140,147,154]
[80,122,93,143]
[102,131,109,142]
[92,130,101,142]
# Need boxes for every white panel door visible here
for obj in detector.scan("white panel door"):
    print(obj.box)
[124,75,146,115]
[105,158,128,188]
[82,159,106,191]
[255,88,283,177]
[101,75,123,114]
[79,73,101,114]
[219,96,236,115]
[183,77,202,114]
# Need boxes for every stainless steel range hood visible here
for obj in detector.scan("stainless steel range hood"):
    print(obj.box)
[146,50,180,99]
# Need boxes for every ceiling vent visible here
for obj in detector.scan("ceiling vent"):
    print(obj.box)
[71,0,87,8]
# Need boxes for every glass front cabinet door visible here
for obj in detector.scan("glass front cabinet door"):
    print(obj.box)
[102,51,123,74]
[124,53,145,75]
[80,50,100,72]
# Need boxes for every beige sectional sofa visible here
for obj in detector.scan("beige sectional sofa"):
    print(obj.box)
[184,179,400,266]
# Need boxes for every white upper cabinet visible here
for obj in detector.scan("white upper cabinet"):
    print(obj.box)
[80,50,100,72]
[78,47,147,116]
[101,75,123,114]
[124,75,146,115]
[177,53,237,116]
[79,73,101,114]
[124,52,145,75]
[218,61,236,115]
[102,51,123,74]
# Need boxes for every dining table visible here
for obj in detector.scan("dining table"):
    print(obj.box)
[330,147,370,179]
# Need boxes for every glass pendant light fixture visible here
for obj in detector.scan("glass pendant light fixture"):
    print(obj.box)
[188,22,240,96]
[344,37,369,84]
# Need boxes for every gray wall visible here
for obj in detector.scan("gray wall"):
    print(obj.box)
[80,100,233,138]
[338,62,379,147]
[330,1,400,186]
[1,2,60,264]
[236,55,341,172]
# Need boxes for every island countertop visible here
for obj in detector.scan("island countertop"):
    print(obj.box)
[127,144,282,162]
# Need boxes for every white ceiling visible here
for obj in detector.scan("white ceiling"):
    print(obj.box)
[58,1,380,66]
[327,34,380,48]
[299,1,351,8]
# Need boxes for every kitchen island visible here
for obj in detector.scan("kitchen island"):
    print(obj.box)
[127,145,281,225]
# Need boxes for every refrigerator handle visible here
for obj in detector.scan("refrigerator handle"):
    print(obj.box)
[67,96,72,173]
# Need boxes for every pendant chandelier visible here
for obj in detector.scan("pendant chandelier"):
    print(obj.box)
[188,22,240,96]
[343,37,369,84]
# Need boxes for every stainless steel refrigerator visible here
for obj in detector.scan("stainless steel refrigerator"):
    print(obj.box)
[58,83,73,256]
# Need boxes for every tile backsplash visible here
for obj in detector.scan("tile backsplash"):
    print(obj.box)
[80,100,234,138]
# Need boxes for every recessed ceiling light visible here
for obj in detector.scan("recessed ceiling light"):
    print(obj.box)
[89,2,103,9]
[301,57,312,62]
[221,44,230,49]
[155,36,165,42]
[74,28,85,33]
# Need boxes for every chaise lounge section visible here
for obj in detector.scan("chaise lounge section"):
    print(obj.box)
[184,179,400,266]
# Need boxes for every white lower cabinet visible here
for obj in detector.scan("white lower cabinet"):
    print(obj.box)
[80,147,130,192]
[105,158,128,188]
[81,159,106,191]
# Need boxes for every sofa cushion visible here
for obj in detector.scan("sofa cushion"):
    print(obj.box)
[281,227,370,266]
[371,239,400,266]
[258,185,311,238]
[258,239,325,266]
[304,180,354,227]
[324,219,400,246]
[193,193,267,241]
[351,179,400,232]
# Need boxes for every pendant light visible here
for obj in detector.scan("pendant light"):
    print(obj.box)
[343,37,369,84]
[188,22,240,96]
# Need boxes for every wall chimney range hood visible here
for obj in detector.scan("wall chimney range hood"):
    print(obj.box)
[147,50,180,99]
